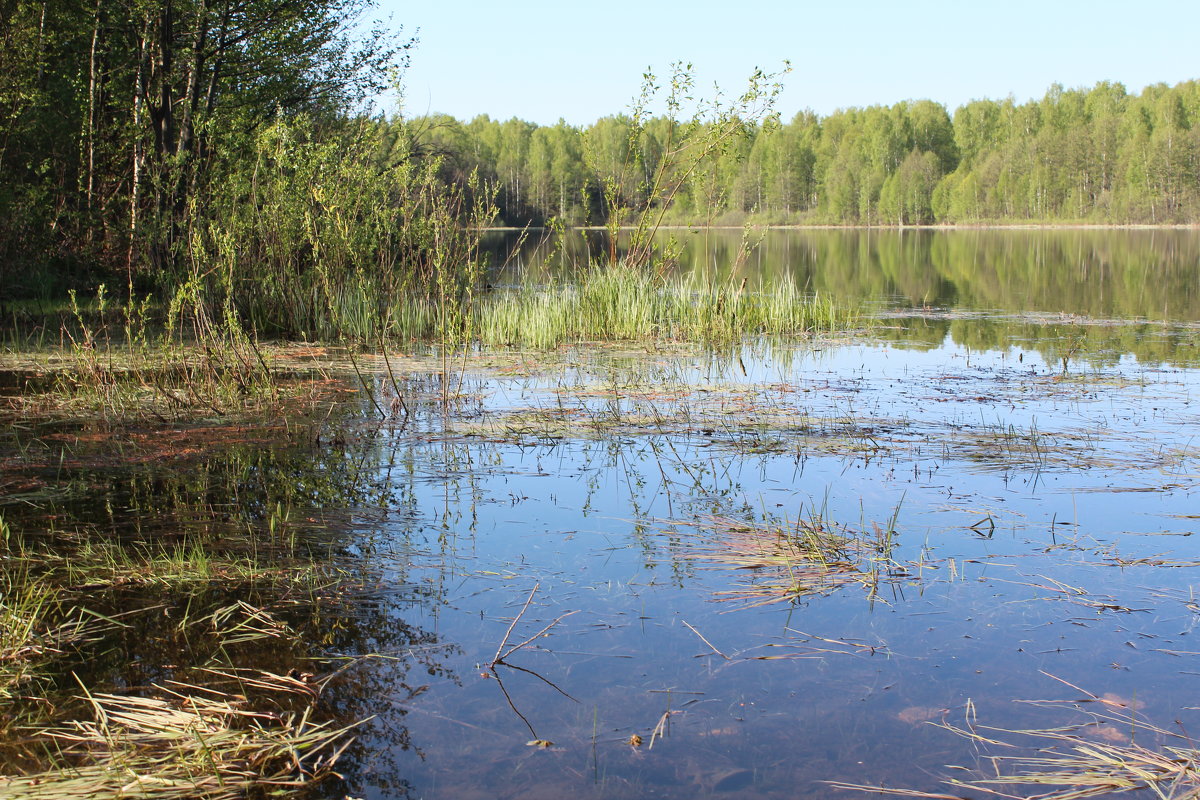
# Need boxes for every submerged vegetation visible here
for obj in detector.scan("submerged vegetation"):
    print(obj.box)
[0,373,439,797]
[5,316,1200,796]
[666,509,906,607]
[0,539,357,798]
[1,677,355,800]
[833,685,1200,800]
[0,426,413,797]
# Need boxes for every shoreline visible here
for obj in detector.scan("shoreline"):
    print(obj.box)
[483,222,1200,232]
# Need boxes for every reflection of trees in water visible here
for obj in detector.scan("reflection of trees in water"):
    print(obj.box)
[0,402,470,795]
[487,228,1200,323]
[876,316,1200,369]
[4,370,492,549]
[313,587,462,800]
[20,326,1199,795]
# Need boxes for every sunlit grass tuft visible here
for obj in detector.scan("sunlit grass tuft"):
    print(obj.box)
[476,264,860,348]
[0,570,98,703]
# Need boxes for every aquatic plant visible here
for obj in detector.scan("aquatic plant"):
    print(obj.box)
[0,486,363,795]
[475,263,857,348]
[33,282,281,421]
[0,569,98,704]
[667,506,904,607]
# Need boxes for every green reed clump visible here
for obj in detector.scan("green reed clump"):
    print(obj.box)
[475,263,860,348]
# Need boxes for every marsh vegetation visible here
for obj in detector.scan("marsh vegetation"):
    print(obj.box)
[5,3,1200,796]
[7,235,1200,798]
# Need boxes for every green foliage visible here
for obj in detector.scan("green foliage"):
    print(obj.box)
[392,78,1200,227]
[592,62,790,269]
[879,150,941,224]
[475,264,858,348]
[8,0,1200,361]
[0,0,407,292]
[175,113,496,342]
[42,281,277,419]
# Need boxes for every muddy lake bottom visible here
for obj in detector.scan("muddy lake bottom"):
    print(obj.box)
[5,315,1200,799]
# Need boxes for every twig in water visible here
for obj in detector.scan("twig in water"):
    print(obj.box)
[500,661,579,703]
[495,610,578,664]
[489,582,578,666]
[681,619,730,660]
[490,583,540,667]
[491,669,539,739]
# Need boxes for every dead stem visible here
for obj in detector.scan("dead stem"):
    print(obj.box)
[681,619,730,660]
[0,673,358,800]
[490,583,539,667]
[834,678,1200,800]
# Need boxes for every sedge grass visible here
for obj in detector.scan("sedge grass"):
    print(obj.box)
[318,261,859,346]
[5,267,858,421]
[0,532,337,598]
[474,264,859,348]
[0,284,283,422]
[0,514,337,692]
[0,569,100,703]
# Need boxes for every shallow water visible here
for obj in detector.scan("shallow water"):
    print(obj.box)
[7,230,1200,796]
[273,325,1196,799]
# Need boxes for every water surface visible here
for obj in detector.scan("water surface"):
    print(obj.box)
[489,227,1200,321]
[7,230,1200,798]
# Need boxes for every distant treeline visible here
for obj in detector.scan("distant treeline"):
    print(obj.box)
[405,79,1200,227]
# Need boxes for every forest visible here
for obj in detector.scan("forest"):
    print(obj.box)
[0,0,417,307]
[3,0,1200,312]
[413,79,1200,228]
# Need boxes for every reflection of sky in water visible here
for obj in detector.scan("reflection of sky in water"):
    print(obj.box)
[335,328,1200,799]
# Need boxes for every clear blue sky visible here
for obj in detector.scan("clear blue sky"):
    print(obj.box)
[376,0,1199,125]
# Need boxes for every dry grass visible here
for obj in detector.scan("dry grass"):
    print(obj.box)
[830,680,1200,800]
[0,525,355,798]
[666,512,905,607]
[0,672,355,800]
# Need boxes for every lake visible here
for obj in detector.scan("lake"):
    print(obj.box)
[5,228,1200,799]
[492,226,1200,321]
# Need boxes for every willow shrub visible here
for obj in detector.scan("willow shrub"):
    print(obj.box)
[185,114,494,342]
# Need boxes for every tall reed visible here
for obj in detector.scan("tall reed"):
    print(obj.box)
[475,263,858,348]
